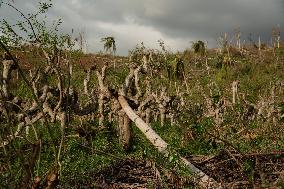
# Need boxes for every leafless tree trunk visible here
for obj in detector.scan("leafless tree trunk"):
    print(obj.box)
[232,81,239,104]
[2,59,16,97]
[118,110,131,150]
[96,65,110,127]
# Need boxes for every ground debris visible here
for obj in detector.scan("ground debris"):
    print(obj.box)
[188,149,284,188]
[92,158,195,189]
[93,158,163,189]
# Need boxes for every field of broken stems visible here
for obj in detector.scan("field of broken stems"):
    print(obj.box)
[1,41,284,188]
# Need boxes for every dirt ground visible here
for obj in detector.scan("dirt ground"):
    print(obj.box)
[60,150,284,188]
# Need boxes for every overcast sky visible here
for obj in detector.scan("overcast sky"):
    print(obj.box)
[1,0,283,55]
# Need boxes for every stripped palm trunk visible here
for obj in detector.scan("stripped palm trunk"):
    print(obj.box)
[118,95,223,189]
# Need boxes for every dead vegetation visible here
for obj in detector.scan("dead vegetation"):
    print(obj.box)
[1,40,284,188]
[1,1,284,188]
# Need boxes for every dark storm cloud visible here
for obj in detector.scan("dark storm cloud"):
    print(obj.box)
[1,0,283,54]
[121,0,284,44]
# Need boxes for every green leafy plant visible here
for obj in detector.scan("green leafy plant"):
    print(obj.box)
[101,36,116,55]
[192,40,206,56]
[0,0,74,59]
[166,55,185,80]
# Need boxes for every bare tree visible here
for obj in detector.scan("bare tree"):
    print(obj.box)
[272,25,281,48]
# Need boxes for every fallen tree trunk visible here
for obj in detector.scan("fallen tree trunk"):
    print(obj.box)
[118,95,222,189]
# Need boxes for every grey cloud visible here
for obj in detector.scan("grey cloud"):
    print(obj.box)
[1,0,283,55]
[136,0,283,41]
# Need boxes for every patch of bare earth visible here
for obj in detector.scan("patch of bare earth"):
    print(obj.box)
[188,149,284,188]
[93,158,193,189]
